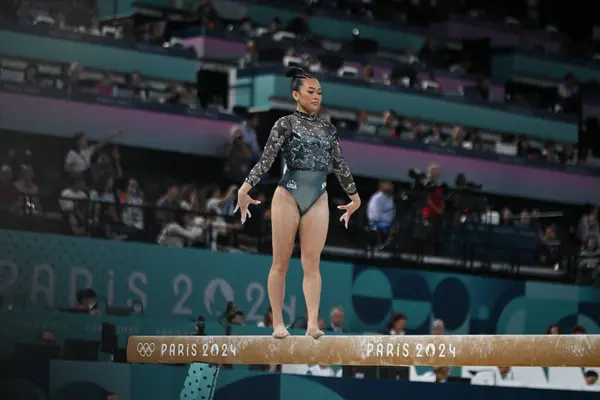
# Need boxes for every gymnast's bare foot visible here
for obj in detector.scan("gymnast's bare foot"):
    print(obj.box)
[306,327,324,339]
[272,325,290,338]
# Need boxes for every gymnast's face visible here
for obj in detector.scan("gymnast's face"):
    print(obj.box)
[293,78,322,115]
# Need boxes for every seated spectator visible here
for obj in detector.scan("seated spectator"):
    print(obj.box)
[206,184,237,216]
[24,63,39,85]
[424,125,444,145]
[121,179,145,232]
[156,207,204,247]
[129,72,148,102]
[96,72,118,97]
[179,184,208,240]
[449,125,465,148]
[59,176,88,236]
[155,181,180,226]
[14,164,42,213]
[376,110,397,137]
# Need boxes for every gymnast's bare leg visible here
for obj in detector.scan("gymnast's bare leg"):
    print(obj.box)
[298,192,329,339]
[268,186,300,338]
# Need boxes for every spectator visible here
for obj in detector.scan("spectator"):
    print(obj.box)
[449,125,465,148]
[59,176,88,213]
[155,181,180,226]
[0,165,19,211]
[577,211,599,244]
[424,125,444,145]
[24,63,39,85]
[432,366,450,383]
[578,235,599,285]
[431,319,445,335]
[14,164,42,213]
[584,370,598,386]
[179,184,208,240]
[257,307,273,327]
[376,110,397,137]
[129,72,148,102]
[545,324,560,334]
[367,180,395,233]
[88,16,101,36]
[156,206,204,247]
[223,127,253,184]
[60,176,88,236]
[268,17,281,34]
[92,147,122,187]
[497,366,514,381]
[97,72,118,97]
[326,306,345,333]
[64,130,121,177]
[387,313,407,335]
[239,113,261,160]
[106,393,118,400]
[239,40,259,69]
[206,184,237,216]
[501,208,513,225]
[121,179,145,232]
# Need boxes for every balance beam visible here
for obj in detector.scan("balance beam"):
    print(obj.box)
[126,334,600,366]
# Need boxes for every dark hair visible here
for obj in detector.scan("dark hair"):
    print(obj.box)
[585,370,598,379]
[285,67,315,92]
[544,324,560,334]
[572,325,586,334]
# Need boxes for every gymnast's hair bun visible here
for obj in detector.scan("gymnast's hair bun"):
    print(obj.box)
[285,67,308,78]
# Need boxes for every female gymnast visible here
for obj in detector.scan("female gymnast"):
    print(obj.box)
[234,67,361,339]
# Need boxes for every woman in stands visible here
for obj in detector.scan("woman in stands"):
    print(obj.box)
[235,67,361,339]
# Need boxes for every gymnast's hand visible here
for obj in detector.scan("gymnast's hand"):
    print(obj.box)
[338,197,361,229]
[234,186,261,224]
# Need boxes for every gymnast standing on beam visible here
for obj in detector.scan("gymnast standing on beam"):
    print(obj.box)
[234,67,361,339]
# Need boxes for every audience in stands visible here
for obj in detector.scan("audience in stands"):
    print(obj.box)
[585,371,599,386]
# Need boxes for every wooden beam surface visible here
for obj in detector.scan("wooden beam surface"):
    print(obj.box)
[126,334,600,367]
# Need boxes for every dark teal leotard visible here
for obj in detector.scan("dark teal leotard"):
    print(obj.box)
[244,111,357,215]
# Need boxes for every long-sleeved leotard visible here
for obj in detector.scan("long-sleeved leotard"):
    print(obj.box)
[245,110,357,214]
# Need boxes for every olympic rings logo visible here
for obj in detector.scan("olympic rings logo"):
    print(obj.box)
[137,342,156,357]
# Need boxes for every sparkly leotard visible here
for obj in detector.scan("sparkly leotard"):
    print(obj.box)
[245,111,357,215]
